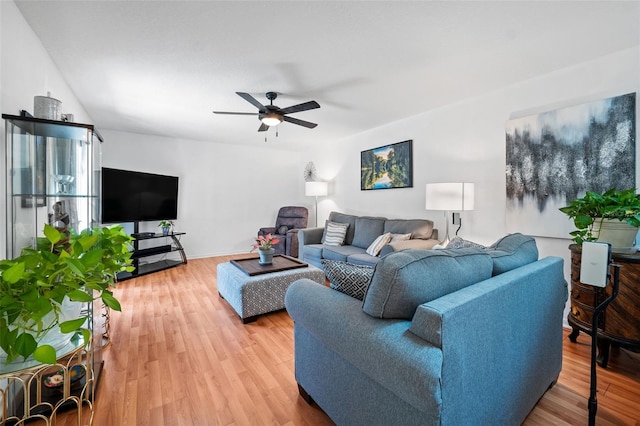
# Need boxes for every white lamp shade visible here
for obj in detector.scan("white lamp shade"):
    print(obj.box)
[305,181,328,197]
[425,182,475,211]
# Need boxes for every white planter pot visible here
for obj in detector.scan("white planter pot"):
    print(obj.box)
[0,297,86,364]
[592,218,639,251]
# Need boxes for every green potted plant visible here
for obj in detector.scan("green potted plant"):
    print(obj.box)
[158,220,174,236]
[0,224,133,365]
[251,233,280,265]
[559,188,640,248]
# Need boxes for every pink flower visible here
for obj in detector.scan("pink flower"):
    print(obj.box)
[251,233,280,252]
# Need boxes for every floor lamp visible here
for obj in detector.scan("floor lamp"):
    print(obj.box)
[425,182,475,246]
[305,181,328,227]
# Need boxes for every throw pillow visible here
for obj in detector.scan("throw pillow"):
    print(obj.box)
[322,221,350,246]
[366,232,392,256]
[322,260,374,300]
[446,236,486,250]
[277,225,289,235]
[390,233,411,243]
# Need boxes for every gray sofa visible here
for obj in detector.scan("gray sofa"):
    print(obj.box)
[285,234,568,425]
[298,211,440,268]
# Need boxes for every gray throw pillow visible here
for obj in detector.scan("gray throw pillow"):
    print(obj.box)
[446,236,486,250]
[277,225,289,235]
[322,260,374,300]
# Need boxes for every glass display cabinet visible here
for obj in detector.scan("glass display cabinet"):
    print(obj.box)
[2,113,104,424]
[3,114,102,258]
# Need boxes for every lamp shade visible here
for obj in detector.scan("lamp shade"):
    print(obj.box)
[425,183,474,211]
[305,181,328,197]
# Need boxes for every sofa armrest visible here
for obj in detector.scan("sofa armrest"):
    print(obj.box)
[286,228,301,257]
[379,238,440,256]
[409,256,567,424]
[258,226,277,236]
[298,227,324,246]
[285,279,443,415]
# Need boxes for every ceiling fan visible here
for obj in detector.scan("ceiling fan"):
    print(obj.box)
[213,92,320,132]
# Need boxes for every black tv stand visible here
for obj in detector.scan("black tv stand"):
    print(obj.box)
[118,223,187,281]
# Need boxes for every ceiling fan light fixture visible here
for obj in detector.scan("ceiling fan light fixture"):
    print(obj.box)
[260,112,282,127]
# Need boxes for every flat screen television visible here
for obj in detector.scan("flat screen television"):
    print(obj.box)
[101,168,179,224]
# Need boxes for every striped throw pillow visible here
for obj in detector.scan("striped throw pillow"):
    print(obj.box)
[322,221,350,246]
[366,232,392,256]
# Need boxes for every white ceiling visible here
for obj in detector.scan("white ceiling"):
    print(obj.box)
[14,1,640,150]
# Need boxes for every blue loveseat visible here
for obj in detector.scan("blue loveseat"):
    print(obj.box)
[285,234,568,425]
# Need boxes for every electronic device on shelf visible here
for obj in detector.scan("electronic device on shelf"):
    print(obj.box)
[131,232,156,238]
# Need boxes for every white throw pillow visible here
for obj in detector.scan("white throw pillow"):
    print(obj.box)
[366,232,392,256]
[390,233,411,243]
[322,221,350,246]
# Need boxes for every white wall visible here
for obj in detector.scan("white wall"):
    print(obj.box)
[101,130,307,258]
[1,1,93,258]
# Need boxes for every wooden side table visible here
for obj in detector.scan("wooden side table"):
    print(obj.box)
[568,244,640,367]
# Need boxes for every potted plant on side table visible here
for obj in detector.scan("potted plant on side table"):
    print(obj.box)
[251,233,280,265]
[559,187,640,250]
[0,224,133,365]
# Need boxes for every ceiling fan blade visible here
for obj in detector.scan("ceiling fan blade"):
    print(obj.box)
[258,123,269,132]
[212,111,258,115]
[236,92,265,110]
[283,116,318,129]
[279,100,320,115]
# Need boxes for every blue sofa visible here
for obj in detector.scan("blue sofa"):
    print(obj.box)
[285,234,568,425]
[298,211,440,269]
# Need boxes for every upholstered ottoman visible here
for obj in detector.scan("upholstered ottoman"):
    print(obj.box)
[217,260,325,323]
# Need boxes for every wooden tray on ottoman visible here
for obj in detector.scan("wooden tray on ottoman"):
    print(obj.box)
[230,255,308,276]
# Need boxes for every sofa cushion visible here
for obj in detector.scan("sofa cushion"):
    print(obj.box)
[322,260,374,300]
[366,232,392,256]
[323,244,367,262]
[362,248,493,319]
[486,233,538,276]
[322,221,350,246]
[384,219,434,240]
[352,217,386,248]
[345,252,381,266]
[328,212,359,245]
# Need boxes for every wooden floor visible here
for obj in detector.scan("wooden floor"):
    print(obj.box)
[55,255,639,425]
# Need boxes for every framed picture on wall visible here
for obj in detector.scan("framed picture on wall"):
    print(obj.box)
[361,139,413,190]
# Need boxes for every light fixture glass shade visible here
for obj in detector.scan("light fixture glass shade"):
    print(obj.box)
[425,183,475,211]
[305,181,328,197]
[260,112,282,127]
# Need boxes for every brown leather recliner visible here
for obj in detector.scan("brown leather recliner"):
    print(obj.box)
[258,206,309,257]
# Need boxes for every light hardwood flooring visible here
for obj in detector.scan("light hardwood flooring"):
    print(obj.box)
[56,256,639,425]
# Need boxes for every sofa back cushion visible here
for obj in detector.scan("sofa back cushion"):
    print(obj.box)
[486,233,538,276]
[384,219,434,239]
[328,212,359,245]
[362,248,493,319]
[352,217,386,248]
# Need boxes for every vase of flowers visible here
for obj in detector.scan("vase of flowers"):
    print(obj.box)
[251,233,280,265]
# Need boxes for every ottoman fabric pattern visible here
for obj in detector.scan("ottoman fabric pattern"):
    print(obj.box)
[217,262,325,321]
